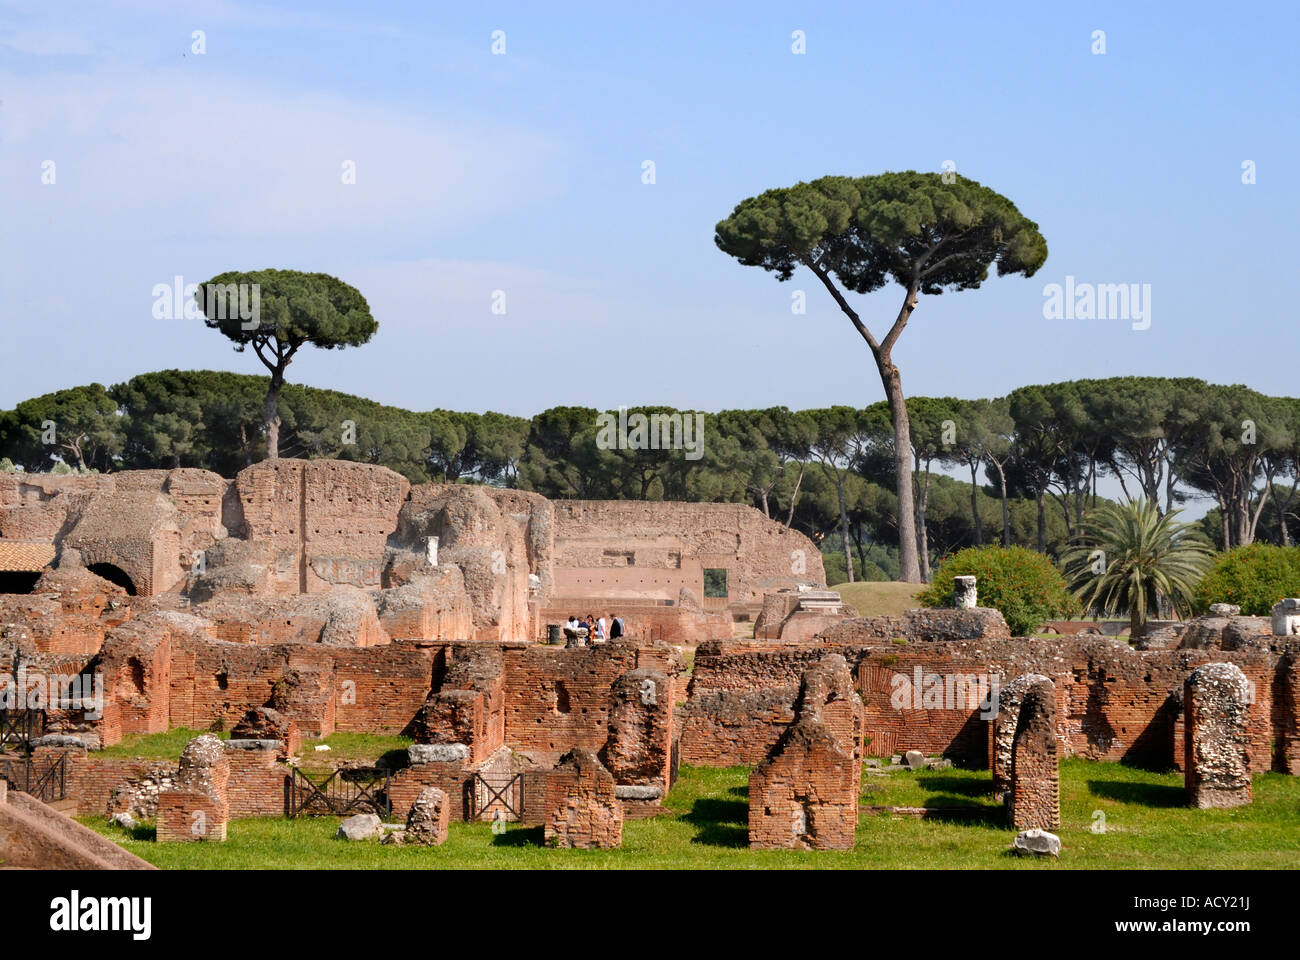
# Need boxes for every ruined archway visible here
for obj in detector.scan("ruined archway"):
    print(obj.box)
[87,562,137,596]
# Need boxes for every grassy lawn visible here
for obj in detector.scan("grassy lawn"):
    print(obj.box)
[94,729,412,769]
[831,581,925,617]
[296,732,413,772]
[97,728,229,758]
[79,758,1300,869]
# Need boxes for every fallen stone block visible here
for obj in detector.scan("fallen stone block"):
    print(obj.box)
[1012,828,1061,858]
[408,743,469,764]
[337,813,383,841]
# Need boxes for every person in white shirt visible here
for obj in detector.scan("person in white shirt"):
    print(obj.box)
[594,616,607,642]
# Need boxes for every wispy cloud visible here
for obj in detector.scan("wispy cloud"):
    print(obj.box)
[0,67,566,243]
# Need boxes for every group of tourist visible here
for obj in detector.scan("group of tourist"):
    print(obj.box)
[562,613,624,644]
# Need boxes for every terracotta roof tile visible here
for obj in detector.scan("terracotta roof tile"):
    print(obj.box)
[0,540,56,572]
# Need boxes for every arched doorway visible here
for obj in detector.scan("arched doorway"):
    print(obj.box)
[87,562,137,596]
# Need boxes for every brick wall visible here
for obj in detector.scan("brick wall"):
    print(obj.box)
[748,717,858,850]
[552,500,825,607]
[501,642,641,753]
[681,636,1283,772]
[224,743,289,818]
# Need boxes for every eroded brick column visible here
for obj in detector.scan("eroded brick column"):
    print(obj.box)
[156,734,230,842]
[1276,652,1300,776]
[1185,662,1253,809]
[405,787,450,845]
[747,656,860,851]
[990,673,1050,801]
[1008,678,1059,831]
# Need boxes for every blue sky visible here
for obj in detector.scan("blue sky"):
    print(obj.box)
[2,0,1297,420]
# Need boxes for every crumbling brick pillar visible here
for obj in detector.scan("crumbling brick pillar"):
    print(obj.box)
[795,654,861,760]
[268,666,335,739]
[1185,662,1253,808]
[409,644,504,764]
[156,734,230,842]
[602,668,673,802]
[543,749,622,849]
[747,715,858,850]
[1008,678,1059,831]
[230,706,300,757]
[990,673,1051,801]
[747,657,860,851]
[1276,652,1300,776]
[411,690,484,753]
[406,787,450,845]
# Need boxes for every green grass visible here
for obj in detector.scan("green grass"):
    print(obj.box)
[79,758,1300,869]
[97,728,229,758]
[296,732,413,772]
[831,581,925,618]
[94,729,412,769]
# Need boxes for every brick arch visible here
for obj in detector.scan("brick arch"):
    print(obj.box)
[86,561,138,596]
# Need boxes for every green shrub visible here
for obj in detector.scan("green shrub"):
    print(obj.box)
[919,546,1079,636]
[1193,544,1300,615]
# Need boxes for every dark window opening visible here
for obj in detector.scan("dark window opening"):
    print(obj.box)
[0,571,41,594]
[703,568,728,599]
[129,658,146,696]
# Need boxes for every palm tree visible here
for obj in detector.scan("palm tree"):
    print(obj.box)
[1063,498,1214,640]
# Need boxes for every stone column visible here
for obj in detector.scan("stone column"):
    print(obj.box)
[1272,598,1300,636]
[954,576,977,609]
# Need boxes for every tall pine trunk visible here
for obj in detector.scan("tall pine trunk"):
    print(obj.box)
[835,474,854,583]
[883,362,921,582]
[263,369,284,460]
[784,463,806,528]
[992,460,1011,548]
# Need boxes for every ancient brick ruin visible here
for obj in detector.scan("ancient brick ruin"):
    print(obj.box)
[543,748,623,849]
[1184,662,1253,809]
[156,734,230,842]
[747,655,860,850]
[990,673,1053,802]
[2,461,1298,859]
[1007,678,1060,831]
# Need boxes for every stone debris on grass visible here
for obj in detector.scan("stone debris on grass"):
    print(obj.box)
[336,813,382,841]
[1012,828,1061,858]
